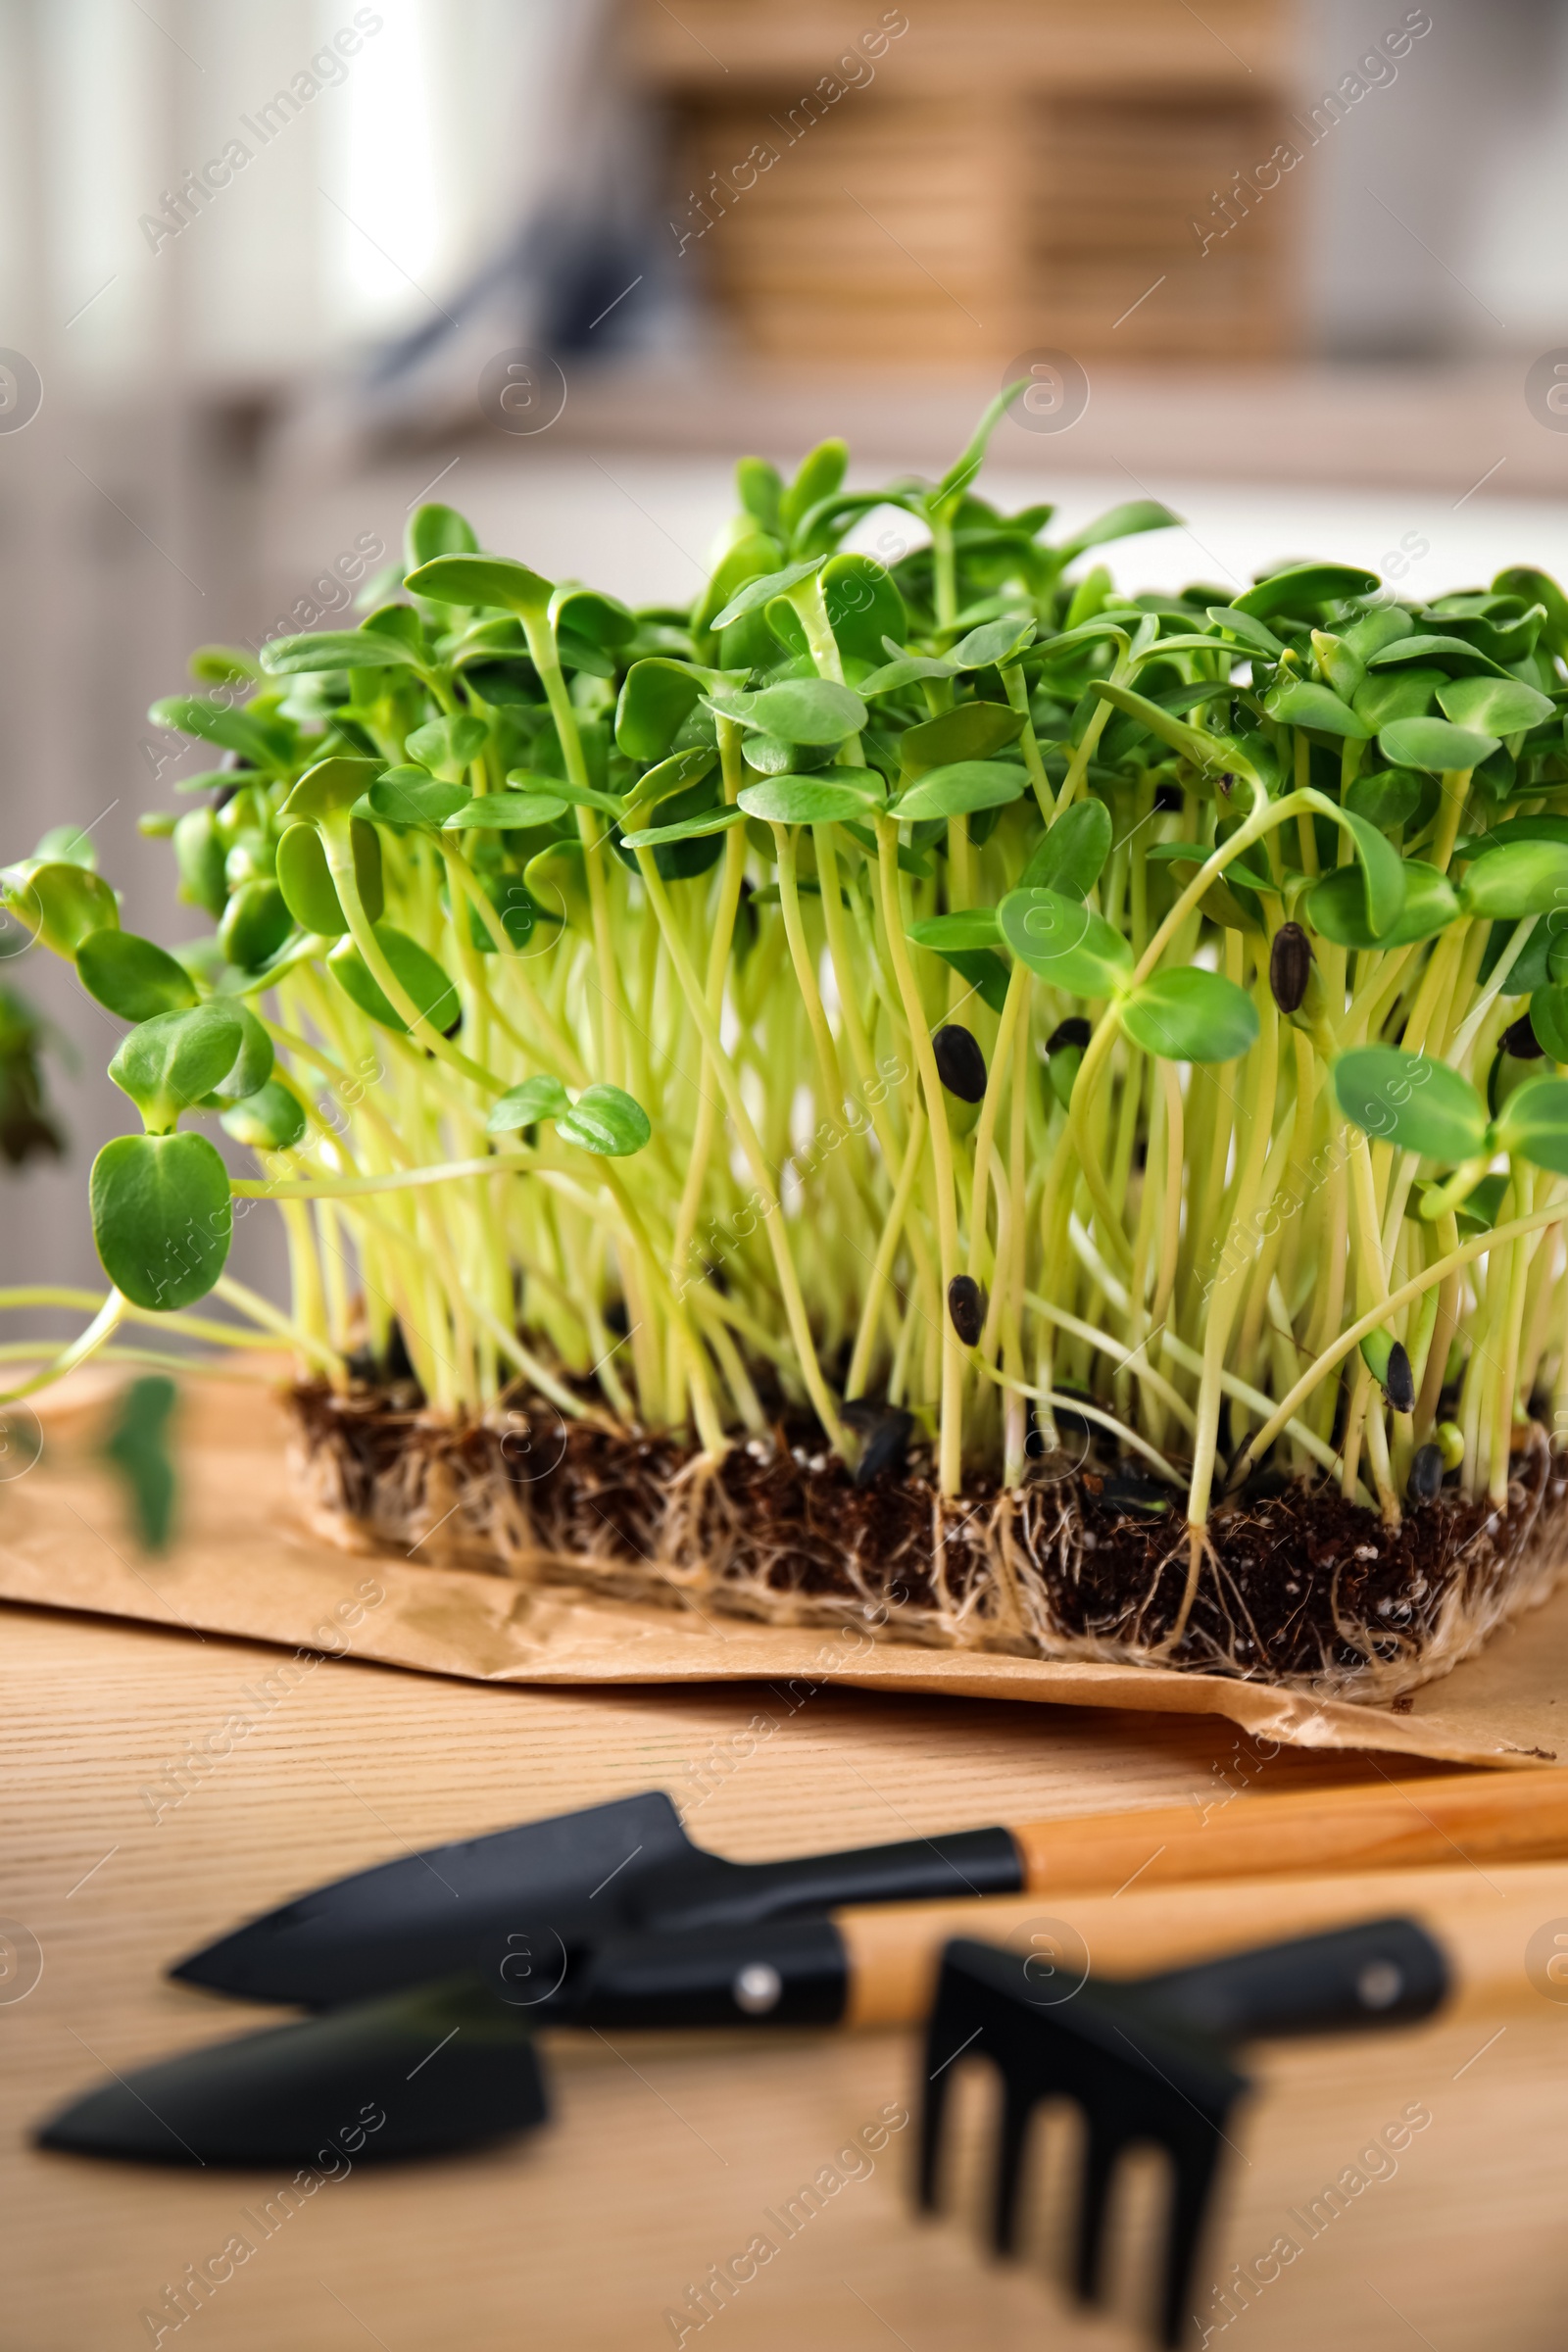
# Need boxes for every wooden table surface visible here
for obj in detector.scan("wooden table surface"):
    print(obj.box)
[6,1600,1567,2352]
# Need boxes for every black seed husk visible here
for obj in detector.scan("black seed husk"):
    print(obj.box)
[841,1399,915,1489]
[1102,1468,1170,1516]
[1269,921,1311,1014]
[1503,1010,1544,1060]
[947,1275,985,1346]
[1153,782,1184,812]
[1408,1442,1443,1503]
[1046,1016,1092,1056]
[1386,1341,1415,1414]
[932,1024,988,1102]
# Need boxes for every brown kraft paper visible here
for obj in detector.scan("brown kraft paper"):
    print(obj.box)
[2,1366,1566,1769]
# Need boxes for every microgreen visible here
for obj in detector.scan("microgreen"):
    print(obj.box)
[12,402,1568,1559]
[99,1373,180,1551]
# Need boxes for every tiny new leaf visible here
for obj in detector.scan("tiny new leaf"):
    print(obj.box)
[487,1075,571,1134]
[557,1084,652,1157]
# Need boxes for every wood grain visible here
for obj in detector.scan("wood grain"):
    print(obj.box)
[6,1601,1568,2349]
[1009,1769,1568,1894]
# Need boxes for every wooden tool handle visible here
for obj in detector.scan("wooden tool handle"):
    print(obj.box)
[1008,1769,1568,1896]
[839,1859,1568,2029]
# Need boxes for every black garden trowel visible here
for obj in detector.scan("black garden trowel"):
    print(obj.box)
[167,1767,1568,2012]
[169,1787,1025,2008]
[43,1864,1539,2180]
[35,1905,1439,2179]
[37,1977,550,2169]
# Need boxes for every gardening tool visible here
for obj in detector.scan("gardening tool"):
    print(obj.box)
[36,1977,548,2169]
[919,1921,1444,2350]
[46,1861,1561,2170]
[170,1767,1568,2009]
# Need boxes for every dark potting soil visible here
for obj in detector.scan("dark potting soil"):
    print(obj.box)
[287,1381,1568,1693]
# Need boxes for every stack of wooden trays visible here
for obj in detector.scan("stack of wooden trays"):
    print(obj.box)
[627,0,1298,367]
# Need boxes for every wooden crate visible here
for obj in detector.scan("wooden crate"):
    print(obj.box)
[633,0,1298,368]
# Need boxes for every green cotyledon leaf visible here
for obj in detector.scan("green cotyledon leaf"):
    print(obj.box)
[75,932,197,1023]
[220,1081,307,1152]
[1529,982,1568,1062]
[890,761,1028,822]
[444,791,569,831]
[615,660,709,762]
[1054,499,1183,564]
[274,820,383,937]
[405,555,554,618]
[907,909,1003,955]
[998,886,1133,999]
[1119,969,1259,1063]
[897,702,1023,775]
[1015,799,1111,899]
[1333,1046,1488,1161]
[1378,717,1499,774]
[1204,607,1286,659]
[821,553,907,665]
[368,769,472,828]
[1491,1075,1568,1177]
[1262,678,1373,739]
[406,501,478,566]
[708,558,824,634]
[218,880,291,973]
[201,1004,273,1108]
[90,1131,232,1310]
[738,772,884,825]
[709,678,867,746]
[1344,769,1424,831]
[405,715,488,779]
[1305,859,1458,951]
[2,861,119,956]
[1459,840,1568,920]
[1301,795,1406,936]
[327,926,461,1037]
[281,758,387,826]
[503,768,621,818]
[261,631,421,677]
[1233,562,1381,619]
[619,808,745,850]
[1437,673,1556,737]
[109,1004,243,1135]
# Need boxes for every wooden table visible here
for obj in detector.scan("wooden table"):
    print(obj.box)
[6,1601,1566,2350]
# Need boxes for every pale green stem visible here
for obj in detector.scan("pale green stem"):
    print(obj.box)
[0,1289,124,1403]
[875,813,964,1495]
[634,848,849,1457]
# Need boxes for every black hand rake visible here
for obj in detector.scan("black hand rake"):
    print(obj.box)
[918,1918,1447,2346]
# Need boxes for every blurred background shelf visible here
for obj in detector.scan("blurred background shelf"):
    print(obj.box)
[632,0,1298,366]
[432,354,1566,492]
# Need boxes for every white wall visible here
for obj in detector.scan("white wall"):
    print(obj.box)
[1300,0,1568,356]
